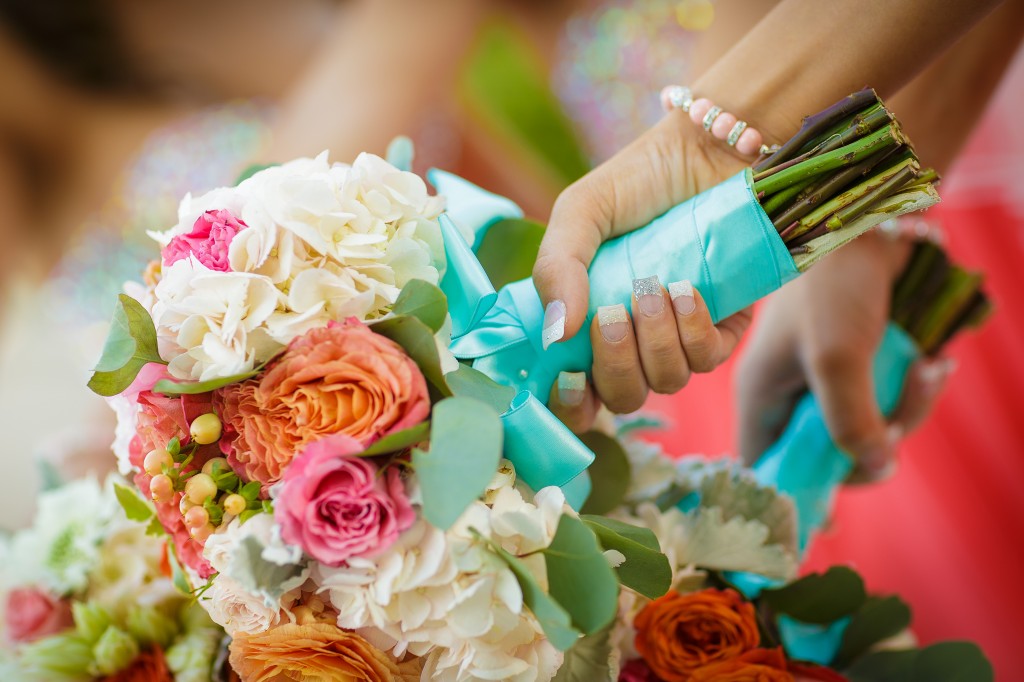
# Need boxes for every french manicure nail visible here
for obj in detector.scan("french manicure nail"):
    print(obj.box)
[918,358,957,395]
[542,300,566,350]
[597,304,629,343]
[633,275,664,317]
[557,371,586,406]
[668,280,696,315]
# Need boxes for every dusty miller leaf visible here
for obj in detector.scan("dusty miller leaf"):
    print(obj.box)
[678,507,796,580]
[699,469,798,555]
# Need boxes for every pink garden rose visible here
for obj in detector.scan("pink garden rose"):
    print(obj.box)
[162,209,246,271]
[218,320,430,489]
[274,434,415,565]
[5,587,74,643]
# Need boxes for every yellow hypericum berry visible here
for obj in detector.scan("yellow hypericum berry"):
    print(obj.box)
[143,449,172,476]
[190,413,222,445]
[201,457,229,477]
[150,474,174,504]
[190,523,215,543]
[184,473,217,505]
[184,505,210,529]
[223,493,247,516]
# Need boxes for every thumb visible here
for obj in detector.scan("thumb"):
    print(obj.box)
[533,176,612,347]
[805,344,896,480]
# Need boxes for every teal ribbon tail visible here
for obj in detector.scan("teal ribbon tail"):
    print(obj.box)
[438,215,497,338]
[752,322,921,551]
[429,168,523,250]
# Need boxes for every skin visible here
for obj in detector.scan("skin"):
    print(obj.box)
[537,0,1003,432]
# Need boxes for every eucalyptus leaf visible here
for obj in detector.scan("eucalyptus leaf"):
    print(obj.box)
[543,515,619,636]
[88,294,164,397]
[153,369,260,396]
[113,483,154,523]
[552,623,613,682]
[578,432,630,515]
[360,422,431,456]
[834,596,912,668]
[412,397,502,530]
[475,218,546,290]
[372,315,451,396]
[845,642,993,682]
[392,280,448,332]
[445,364,516,414]
[582,516,671,600]
[483,534,580,651]
[761,566,866,624]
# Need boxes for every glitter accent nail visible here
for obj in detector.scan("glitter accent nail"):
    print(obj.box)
[668,280,696,315]
[633,275,665,317]
[542,300,566,350]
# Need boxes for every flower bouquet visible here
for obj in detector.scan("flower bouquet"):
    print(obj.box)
[0,477,222,681]
[752,236,991,550]
[599,426,994,682]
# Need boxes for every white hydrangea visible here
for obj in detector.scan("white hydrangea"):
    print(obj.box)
[150,152,446,381]
[315,475,568,682]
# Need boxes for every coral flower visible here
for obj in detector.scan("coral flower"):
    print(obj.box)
[634,589,760,682]
[102,645,174,682]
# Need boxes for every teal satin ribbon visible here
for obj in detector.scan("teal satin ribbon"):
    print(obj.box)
[753,322,920,551]
[434,168,800,510]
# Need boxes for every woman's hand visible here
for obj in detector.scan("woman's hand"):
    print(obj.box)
[534,113,750,431]
[735,230,954,482]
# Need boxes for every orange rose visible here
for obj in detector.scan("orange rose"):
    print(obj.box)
[690,648,794,682]
[102,646,174,682]
[229,622,420,682]
[219,320,429,488]
[634,588,760,682]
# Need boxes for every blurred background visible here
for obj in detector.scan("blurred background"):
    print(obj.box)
[1,0,1022,677]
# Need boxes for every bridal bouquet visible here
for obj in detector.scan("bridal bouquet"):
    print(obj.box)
[88,154,673,681]
[0,477,222,681]
[599,426,993,682]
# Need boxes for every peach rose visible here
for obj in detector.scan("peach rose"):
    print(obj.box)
[634,589,760,682]
[102,646,174,682]
[228,622,421,682]
[4,587,73,643]
[690,648,793,682]
[218,320,429,489]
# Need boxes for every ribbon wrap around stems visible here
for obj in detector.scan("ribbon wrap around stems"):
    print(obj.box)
[752,322,920,551]
[434,168,800,510]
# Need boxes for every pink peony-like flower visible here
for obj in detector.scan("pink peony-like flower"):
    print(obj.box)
[162,209,246,271]
[274,434,415,565]
[218,319,430,489]
[5,587,74,643]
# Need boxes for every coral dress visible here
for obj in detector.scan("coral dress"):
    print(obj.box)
[646,51,1024,680]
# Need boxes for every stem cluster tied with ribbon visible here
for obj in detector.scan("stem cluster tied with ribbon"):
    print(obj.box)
[752,88,939,270]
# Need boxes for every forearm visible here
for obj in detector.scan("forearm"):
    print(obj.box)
[694,0,1002,145]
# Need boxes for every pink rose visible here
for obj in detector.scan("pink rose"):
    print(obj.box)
[274,434,415,565]
[162,209,246,271]
[5,587,73,643]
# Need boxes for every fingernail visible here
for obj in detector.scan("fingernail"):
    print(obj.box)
[542,300,566,350]
[918,357,957,395]
[597,304,629,343]
[861,425,902,474]
[633,275,664,317]
[557,371,586,406]
[668,280,696,315]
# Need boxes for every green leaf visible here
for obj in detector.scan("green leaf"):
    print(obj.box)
[239,481,261,502]
[578,432,630,515]
[543,515,619,637]
[392,280,448,332]
[88,294,164,397]
[153,368,261,395]
[761,566,866,624]
[412,398,502,530]
[582,516,671,600]
[834,596,912,668]
[361,422,431,456]
[166,544,192,595]
[37,459,64,492]
[145,516,165,537]
[483,533,580,651]
[552,623,613,682]
[235,162,278,185]
[445,364,516,414]
[845,642,993,682]
[475,218,546,290]
[372,315,451,397]
[113,482,154,523]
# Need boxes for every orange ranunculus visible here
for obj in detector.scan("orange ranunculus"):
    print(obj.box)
[229,622,421,682]
[690,648,794,682]
[102,646,174,682]
[218,320,429,489]
[634,588,760,682]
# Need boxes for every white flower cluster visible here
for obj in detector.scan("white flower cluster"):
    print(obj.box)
[150,152,446,381]
[312,475,568,682]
